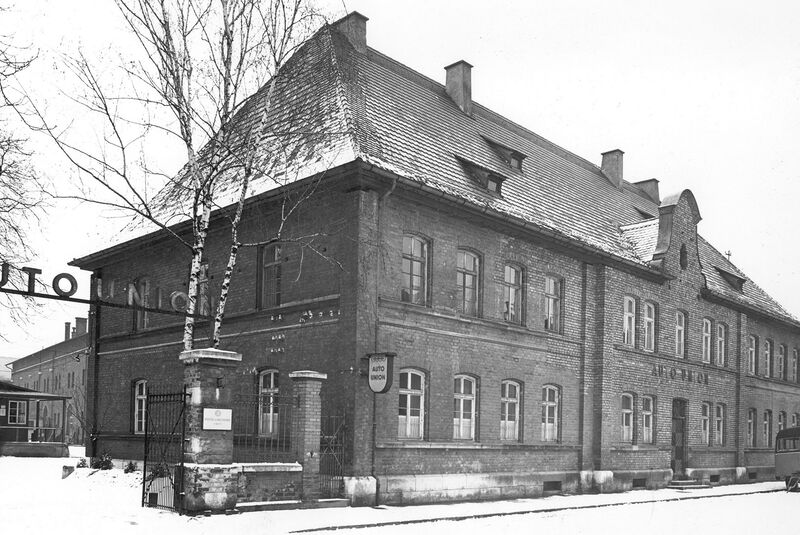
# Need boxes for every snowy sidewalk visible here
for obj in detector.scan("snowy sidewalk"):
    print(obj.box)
[0,452,786,535]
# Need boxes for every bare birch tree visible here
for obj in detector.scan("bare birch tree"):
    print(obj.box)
[8,0,330,349]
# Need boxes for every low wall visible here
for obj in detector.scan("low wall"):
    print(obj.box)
[0,442,69,457]
[236,463,303,503]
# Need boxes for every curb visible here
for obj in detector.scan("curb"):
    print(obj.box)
[291,487,784,533]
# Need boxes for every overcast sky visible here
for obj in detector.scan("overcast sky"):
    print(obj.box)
[1,0,799,358]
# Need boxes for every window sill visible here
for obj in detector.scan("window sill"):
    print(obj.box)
[610,444,664,451]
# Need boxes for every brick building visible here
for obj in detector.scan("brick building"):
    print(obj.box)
[10,318,89,445]
[70,13,800,504]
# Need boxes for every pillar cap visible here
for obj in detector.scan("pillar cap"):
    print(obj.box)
[179,348,242,365]
[289,370,328,381]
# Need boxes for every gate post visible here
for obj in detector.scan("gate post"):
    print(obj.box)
[180,348,241,513]
[290,370,327,501]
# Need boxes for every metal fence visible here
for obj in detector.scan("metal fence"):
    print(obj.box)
[319,414,347,498]
[232,393,295,463]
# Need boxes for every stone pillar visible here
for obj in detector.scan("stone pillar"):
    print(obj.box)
[290,370,326,501]
[180,348,241,513]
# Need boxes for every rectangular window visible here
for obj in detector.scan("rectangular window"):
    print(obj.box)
[398,370,424,439]
[764,410,773,448]
[401,236,428,306]
[714,405,724,446]
[778,345,786,380]
[643,302,655,352]
[261,245,282,308]
[453,376,476,440]
[779,411,787,432]
[747,409,756,447]
[502,265,522,324]
[131,278,150,331]
[701,402,710,445]
[623,297,636,347]
[793,413,799,428]
[748,336,757,375]
[456,250,480,316]
[642,396,654,444]
[675,311,685,358]
[541,386,559,442]
[621,394,634,443]
[500,381,520,441]
[702,319,712,363]
[715,324,726,366]
[794,350,799,383]
[134,380,147,435]
[544,276,561,333]
[8,400,26,424]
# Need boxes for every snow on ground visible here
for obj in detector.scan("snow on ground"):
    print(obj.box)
[0,450,791,535]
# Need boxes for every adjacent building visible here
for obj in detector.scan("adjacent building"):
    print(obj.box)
[10,318,89,445]
[69,13,800,504]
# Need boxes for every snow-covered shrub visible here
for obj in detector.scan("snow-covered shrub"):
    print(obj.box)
[91,453,114,470]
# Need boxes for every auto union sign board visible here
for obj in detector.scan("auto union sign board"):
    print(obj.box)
[367,352,395,394]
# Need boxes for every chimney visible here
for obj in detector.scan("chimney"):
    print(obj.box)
[633,178,660,204]
[445,60,473,116]
[75,317,88,337]
[333,11,368,53]
[64,322,71,342]
[601,149,624,189]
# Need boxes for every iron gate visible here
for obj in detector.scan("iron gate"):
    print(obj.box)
[142,388,188,513]
[319,415,347,498]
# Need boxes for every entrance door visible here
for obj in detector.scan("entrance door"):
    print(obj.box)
[671,399,688,477]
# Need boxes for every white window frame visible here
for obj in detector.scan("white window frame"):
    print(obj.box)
[453,375,476,440]
[701,402,710,445]
[544,276,562,333]
[401,235,428,306]
[748,336,757,375]
[778,345,786,380]
[793,349,799,383]
[134,380,147,435]
[258,370,279,437]
[702,319,712,363]
[716,324,727,366]
[8,400,26,425]
[644,302,655,352]
[623,297,636,347]
[398,369,425,439]
[764,410,773,447]
[541,385,560,442]
[765,340,773,377]
[456,250,480,316]
[642,396,654,444]
[779,411,787,432]
[621,393,634,443]
[500,380,520,441]
[714,404,724,446]
[793,413,798,428]
[675,311,685,358]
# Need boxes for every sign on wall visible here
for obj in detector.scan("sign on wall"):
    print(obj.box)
[202,408,232,431]
[367,352,395,394]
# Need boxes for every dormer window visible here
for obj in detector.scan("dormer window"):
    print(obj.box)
[715,267,745,292]
[481,135,526,172]
[456,155,509,195]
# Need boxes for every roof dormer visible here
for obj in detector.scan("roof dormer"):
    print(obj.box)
[481,135,527,172]
[456,155,508,195]
[715,266,746,292]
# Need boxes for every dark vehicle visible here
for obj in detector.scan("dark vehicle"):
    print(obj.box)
[775,427,800,490]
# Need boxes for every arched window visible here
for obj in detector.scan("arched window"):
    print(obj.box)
[643,302,656,352]
[702,319,712,363]
[714,404,725,446]
[500,380,521,441]
[642,396,655,444]
[398,369,425,439]
[793,349,799,383]
[502,265,523,324]
[675,311,686,358]
[716,324,727,366]
[401,235,429,305]
[541,385,560,442]
[623,297,636,346]
[679,244,688,269]
[456,250,480,316]
[701,402,711,445]
[258,370,279,437]
[748,336,757,375]
[133,379,147,435]
[621,393,634,443]
[453,375,477,440]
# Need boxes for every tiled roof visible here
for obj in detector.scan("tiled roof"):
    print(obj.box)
[75,16,796,326]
